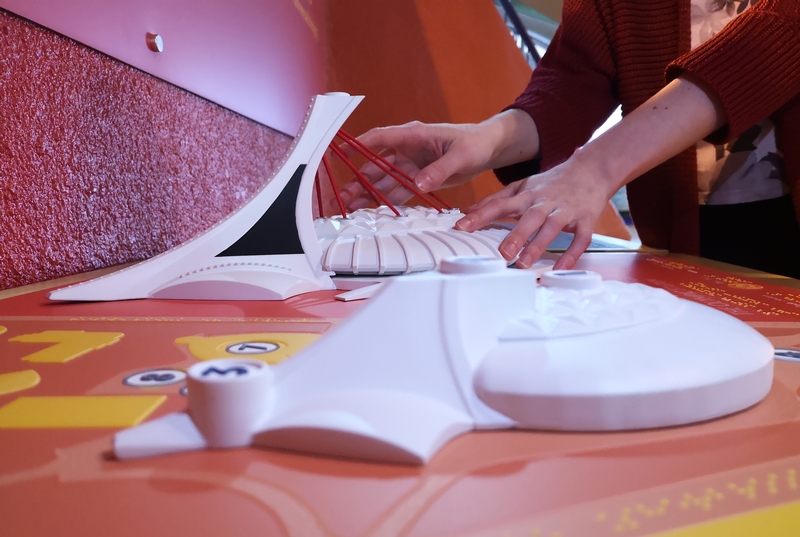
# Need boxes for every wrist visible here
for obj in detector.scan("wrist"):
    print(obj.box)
[568,144,625,201]
[480,109,540,169]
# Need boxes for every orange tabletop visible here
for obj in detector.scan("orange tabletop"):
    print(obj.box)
[1,252,799,537]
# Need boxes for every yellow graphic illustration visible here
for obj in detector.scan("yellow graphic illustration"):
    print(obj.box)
[0,395,165,428]
[0,325,6,336]
[176,332,320,365]
[0,370,41,396]
[655,499,800,536]
[11,331,124,363]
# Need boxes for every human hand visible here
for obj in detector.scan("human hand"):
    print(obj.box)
[338,110,540,210]
[455,158,616,270]
[337,121,491,210]
[438,75,723,270]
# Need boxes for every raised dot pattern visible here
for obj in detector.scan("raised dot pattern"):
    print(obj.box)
[500,280,683,340]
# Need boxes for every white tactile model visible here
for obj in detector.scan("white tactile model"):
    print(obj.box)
[114,257,774,464]
[47,93,362,301]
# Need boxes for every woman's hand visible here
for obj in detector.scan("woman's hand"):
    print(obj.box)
[459,75,727,270]
[338,122,484,209]
[456,157,617,270]
[339,110,540,209]
[338,75,725,270]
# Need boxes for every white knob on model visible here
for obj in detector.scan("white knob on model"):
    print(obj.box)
[540,270,603,291]
[187,359,273,449]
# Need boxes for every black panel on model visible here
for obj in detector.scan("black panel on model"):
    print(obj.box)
[217,165,306,257]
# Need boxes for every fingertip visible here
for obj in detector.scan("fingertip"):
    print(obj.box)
[558,230,591,269]
[553,254,574,270]
[454,215,474,231]
[499,242,520,261]
[517,252,536,268]
[417,159,451,192]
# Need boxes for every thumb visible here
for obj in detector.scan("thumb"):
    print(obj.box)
[415,149,470,192]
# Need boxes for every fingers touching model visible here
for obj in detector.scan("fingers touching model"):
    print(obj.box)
[338,76,725,270]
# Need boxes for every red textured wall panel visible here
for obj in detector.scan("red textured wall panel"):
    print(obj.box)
[0,10,292,290]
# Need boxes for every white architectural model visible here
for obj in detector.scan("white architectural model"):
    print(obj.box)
[48,93,362,301]
[47,93,518,300]
[115,258,774,464]
[43,92,772,464]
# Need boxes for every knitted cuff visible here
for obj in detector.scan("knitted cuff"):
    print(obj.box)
[493,156,542,185]
[666,11,800,144]
[492,91,583,184]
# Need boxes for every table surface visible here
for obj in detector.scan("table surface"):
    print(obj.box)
[1,252,800,537]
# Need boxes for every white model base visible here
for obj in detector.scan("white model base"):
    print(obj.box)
[115,257,774,464]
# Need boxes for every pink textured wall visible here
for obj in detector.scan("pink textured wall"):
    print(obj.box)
[0,9,292,290]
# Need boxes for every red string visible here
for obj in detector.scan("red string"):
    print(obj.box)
[323,154,348,218]
[335,132,444,212]
[329,144,402,216]
[337,130,454,211]
[330,148,382,209]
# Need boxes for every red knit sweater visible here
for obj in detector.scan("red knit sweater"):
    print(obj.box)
[496,0,800,255]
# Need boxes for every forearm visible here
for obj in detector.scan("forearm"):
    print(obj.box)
[479,109,541,170]
[572,76,726,195]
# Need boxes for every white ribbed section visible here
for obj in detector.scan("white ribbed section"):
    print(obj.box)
[316,206,510,275]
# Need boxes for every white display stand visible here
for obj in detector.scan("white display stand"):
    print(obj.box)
[115,258,774,464]
[48,93,362,301]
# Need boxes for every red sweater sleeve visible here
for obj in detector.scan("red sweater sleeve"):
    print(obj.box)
[495,0,619,184]
[666,0,800,143]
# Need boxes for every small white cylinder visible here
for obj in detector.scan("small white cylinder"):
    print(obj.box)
[187,359,273,449]
[540,270,602,291]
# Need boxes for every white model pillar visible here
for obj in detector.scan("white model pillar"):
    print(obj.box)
[187,359,273,448]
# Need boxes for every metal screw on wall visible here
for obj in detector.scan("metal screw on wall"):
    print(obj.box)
[146,33,164,53]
